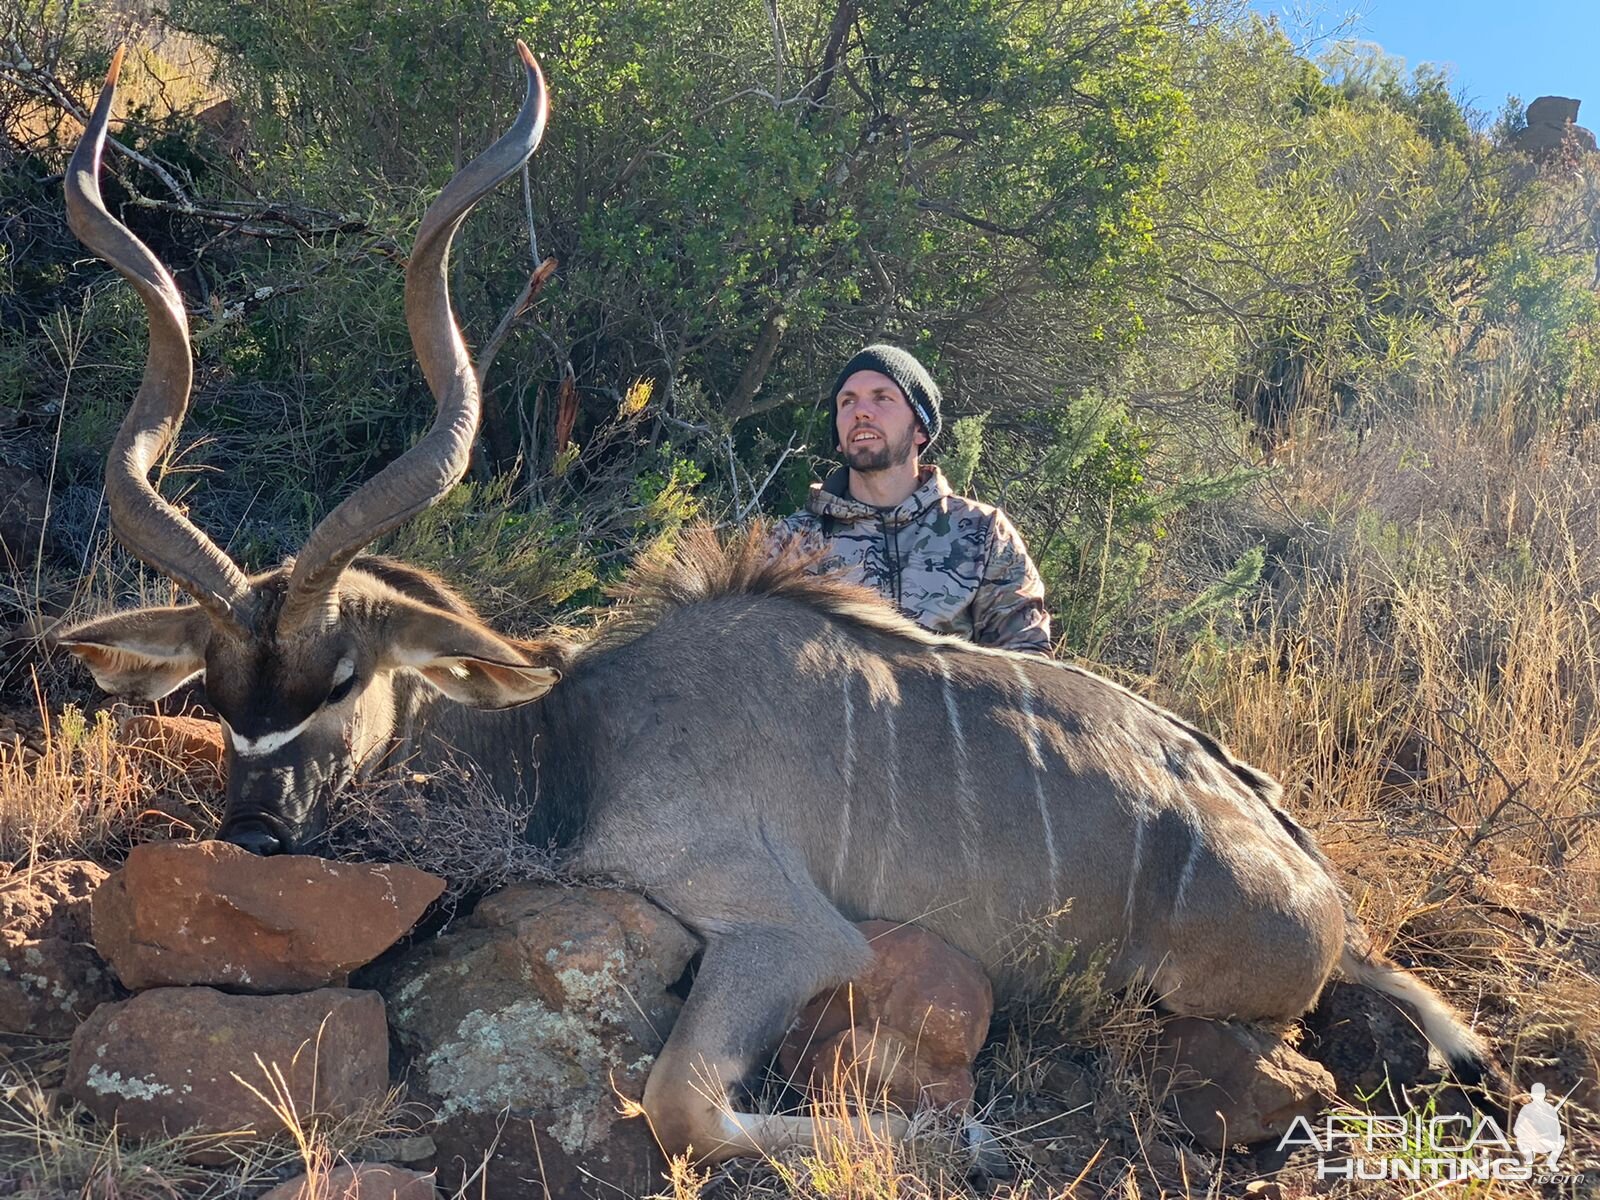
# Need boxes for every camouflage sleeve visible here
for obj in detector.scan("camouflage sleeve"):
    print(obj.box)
[972,511,1053,655]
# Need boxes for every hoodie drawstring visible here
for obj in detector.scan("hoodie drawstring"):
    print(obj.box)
[878,510,904,607]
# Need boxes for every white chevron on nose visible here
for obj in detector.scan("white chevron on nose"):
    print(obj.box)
[227,713,316,758]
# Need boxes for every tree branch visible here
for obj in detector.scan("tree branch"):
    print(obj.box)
[803,1,856,115]
[475,257,560,388]
[725,305,790,422]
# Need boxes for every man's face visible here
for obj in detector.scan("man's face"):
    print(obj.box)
[836,369,926,472]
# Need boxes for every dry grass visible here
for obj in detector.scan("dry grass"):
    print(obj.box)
[1160,399,1600,1018]
[0,697,222,869]
[645,1053,1020,1200]
[1137,393,1600,1193]
[321,764,568,906]
[0,1069,233,1199]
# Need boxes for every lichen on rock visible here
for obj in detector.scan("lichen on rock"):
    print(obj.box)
[382,882,699,1199]
[83,1063,172,1101]
[425,997,614,1140]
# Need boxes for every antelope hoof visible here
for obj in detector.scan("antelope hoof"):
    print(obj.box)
[963,1115,1011,1180]
[219,821,283,857]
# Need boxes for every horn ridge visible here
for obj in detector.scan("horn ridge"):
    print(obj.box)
[279,45,549,634]
[64,45,256,635]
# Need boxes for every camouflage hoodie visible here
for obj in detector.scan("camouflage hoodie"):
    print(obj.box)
[778,466,1052,654]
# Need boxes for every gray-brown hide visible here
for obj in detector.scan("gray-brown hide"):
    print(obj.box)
[54,44,1494,1169]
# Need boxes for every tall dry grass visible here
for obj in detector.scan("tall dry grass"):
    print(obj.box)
[0,703,131,865]
[1163,399,1600,966]
[1140,391,1600,1191]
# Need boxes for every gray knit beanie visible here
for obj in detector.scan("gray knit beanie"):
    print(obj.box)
[829,344,943,448]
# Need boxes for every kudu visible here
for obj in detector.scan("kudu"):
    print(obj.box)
[59,45,1494,1165]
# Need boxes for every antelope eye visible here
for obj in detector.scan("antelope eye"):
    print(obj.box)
[326,673,359,706]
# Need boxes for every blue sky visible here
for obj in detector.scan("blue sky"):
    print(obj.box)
[1247,0,1597,123]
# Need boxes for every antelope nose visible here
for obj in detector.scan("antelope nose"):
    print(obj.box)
[220,821,283,857]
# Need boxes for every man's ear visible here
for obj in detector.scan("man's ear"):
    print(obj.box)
[386,600,559,709]
[54,606,212,699]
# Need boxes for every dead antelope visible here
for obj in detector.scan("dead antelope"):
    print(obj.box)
[58,43,1494,1166]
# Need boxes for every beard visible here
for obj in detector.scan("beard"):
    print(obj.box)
[843,423,918,472]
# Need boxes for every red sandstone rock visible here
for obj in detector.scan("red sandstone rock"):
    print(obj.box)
[119,714,225,779]
[1153,1017,1335,1149]
[777,919,992,1110]
[92,841,444,991]
[0,859,116,1037]
[258,1164,438,1200]
[804,1024,978,1110]
[64,986,389,1139]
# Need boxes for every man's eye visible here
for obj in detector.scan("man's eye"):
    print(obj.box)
[326,674,359,706]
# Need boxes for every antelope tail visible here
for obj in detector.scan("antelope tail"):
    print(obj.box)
[1337,932,1497,1088]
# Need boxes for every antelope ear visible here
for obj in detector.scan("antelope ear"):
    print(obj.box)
[387,601,559,709]
[54,606,211,699]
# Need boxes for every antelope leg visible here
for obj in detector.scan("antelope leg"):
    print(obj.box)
[640,920,906,1164]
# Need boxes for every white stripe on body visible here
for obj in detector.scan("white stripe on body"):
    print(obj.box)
[833,674,856,892]
[938,654,992,927]
[870,698,908,912]
[1009,660,1061,905]
[1125,817,1145,932]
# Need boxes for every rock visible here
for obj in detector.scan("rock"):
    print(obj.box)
[1564,126,1594,154]
[64,986,388,1139]
[0,860,116,1038]
[118,714,225,780]
[1516,96,1598,160]
[258,1164,437,1200]
[383,883,699,1200]
[776,919,992,1111]
[1153,1017,1335,1149]
[369,1135,438,1163]
[0,465,47,566]
[1528,96,1581,127]
[92,841,444,991]
[800,1025,944,1107]
[1301,980,1429,1102]
[1516,122,1599,157]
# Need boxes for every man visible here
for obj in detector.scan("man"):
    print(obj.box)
[778,344,1052,655]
